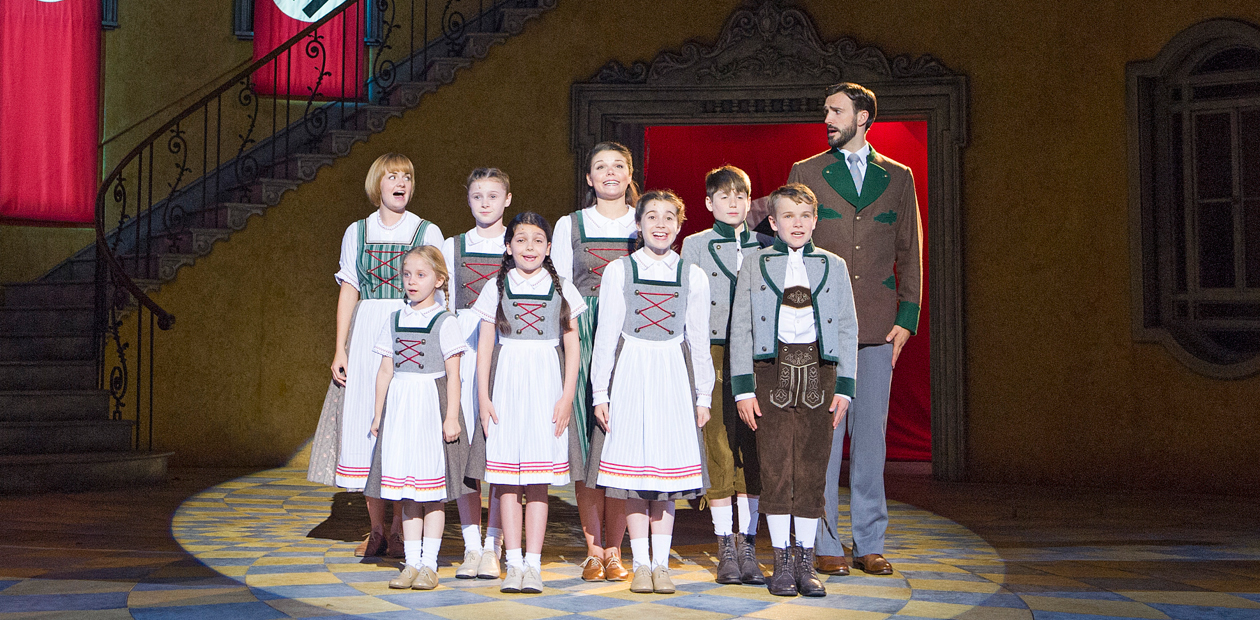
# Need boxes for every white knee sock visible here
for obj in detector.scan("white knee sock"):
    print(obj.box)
[420,537,441,570]
[766,514,791,549]
[483,527,503,555]
[505,548,524,569]
[651,534,672,570]
[404,539,423,570]
[524,552,542,570]
[629,537,650,570]
[737,496,760,535]
[793,517,819,549]
[711,504,734,536]
[462,524,481,554]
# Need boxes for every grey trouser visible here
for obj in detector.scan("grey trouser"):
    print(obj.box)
[817,343,893,556]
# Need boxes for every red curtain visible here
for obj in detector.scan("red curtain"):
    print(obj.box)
[642,122,931,461]
[0,0,101,225]
[253,0,365,100]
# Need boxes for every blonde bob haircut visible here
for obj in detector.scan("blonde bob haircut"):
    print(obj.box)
[365,152,415,207]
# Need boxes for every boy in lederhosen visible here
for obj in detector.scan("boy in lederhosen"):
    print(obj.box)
[730,183,858,598]
[681,165,766,586]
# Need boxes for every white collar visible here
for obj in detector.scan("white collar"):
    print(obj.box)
[786,245,807,264]
[400,300,443,319]
[374,210,415,230]
[633,247,679,271]
[585,205,635,227]
[839,143,871,163]
[508,267,549,287]
[464,228,504,251]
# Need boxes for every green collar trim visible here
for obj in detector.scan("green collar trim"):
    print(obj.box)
[392,307,448,334]
[503,275,556,301]
[771,238,815,254]
[458,232,505,258]
[822,148,889,211]
[630,255,683,286]
[575,209,636,243]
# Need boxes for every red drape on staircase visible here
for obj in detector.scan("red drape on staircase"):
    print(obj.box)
[252,0,365,100]
[642,122,931,461]
[0,0,101,225]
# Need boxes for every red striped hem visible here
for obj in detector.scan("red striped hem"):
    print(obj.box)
[380,476,445,490]
[598,462,702,479]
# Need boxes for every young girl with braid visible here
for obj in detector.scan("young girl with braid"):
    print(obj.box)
[467,212,586,594]
[550,142,639,582]
[369,246,468,591]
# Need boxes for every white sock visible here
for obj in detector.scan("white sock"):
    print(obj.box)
[710,504,734,536]
[505,548,524,569]
[793,517,819,549]
[630,537,650,570]
[737,496,760,535]
[421,537,441,570]
[403,539,423,570]
[766,514,791,549]
[651,534,672,570]
[524,552,542,570]
[462,524,481,554]
[484,527,503,555]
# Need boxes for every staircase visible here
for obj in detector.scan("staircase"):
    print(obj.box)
[0,0,556,494]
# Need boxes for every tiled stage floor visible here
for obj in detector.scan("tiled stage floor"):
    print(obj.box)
[1,462,1259,619]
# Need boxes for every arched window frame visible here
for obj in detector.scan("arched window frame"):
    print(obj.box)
[1128,19,1260,378]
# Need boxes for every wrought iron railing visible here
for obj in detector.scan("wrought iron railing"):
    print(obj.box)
[92,0,552,451]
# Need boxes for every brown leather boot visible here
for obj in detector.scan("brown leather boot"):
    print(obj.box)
[737,533,766,585]
[795,545,826,597]
[767,546,798,597]
[715,534,742,584]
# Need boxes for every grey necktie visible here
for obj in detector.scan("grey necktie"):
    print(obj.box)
[847,152,864,194]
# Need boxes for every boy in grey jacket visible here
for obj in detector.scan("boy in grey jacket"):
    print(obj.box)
[730,183,858,598]
[681,166,765,586]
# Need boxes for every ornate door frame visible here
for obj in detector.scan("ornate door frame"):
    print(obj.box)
[571,0,970,481]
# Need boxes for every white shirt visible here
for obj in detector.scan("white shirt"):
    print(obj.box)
[778,247,816,344]
[735,245,850,403]
[839,143,872,191]
[590,249,715,408]
[550,206,638,284]
[371,301,469,363]
[443,228,507,311]
[335,211,445,290]
[471,268,588,326]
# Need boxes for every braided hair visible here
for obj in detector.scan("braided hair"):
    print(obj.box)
[495,211,572,335]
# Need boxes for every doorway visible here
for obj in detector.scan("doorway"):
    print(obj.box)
[641,121,931,461]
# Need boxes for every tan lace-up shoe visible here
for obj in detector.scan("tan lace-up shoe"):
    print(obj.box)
[651,565,675,594]
[456,550,481,579]
[388,565,419,589]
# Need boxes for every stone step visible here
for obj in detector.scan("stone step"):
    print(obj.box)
[0,451,171,494]
[500,6,550,35]
[462,32,508,59]
[0,360,96,391]
[268,152,338,182]
[426,57,474,84]
[0,420,134,455]
[316,129,371,156]
[57,253,197,283]
[342,105,406,133]
[0,334,95,362]
[143,227,232,257]
[225,178,300,206]
[1,281,95,308]
[0,305,94,335]
[379,80,440,108]
[0,390,110,422]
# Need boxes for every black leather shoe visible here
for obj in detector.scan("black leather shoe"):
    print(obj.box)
[767,546,798,596]
[795,545,826,597]
[715,534,742,584]
[737,534,766,585]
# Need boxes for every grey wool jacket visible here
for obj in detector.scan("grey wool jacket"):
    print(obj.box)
[729,238,859,399]
[680,221,762,345]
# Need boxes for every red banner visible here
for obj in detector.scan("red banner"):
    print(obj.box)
[253,0,365,100]
[0,0,101,224]
[643,122,932,461]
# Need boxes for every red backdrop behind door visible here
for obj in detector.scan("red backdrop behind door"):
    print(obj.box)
[0,0,101,224]
[642,122,930,461]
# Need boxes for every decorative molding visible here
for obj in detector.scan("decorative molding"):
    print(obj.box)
[101,0,118,30]
[233,0,254,40]
[589,0,949,87]
[572,0,970,482]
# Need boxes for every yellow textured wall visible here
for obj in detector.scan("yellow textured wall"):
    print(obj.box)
[41,0,1260,494]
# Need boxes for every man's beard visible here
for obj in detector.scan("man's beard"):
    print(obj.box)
[827,119,858,149]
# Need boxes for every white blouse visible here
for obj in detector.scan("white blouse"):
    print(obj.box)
[334,211,445,290]
[550,206,637,285]
[372,301,469,362]
[590,249,715,408]
[470,268,588,325]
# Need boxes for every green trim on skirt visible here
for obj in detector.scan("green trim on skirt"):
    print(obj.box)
[574,294,599,462]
